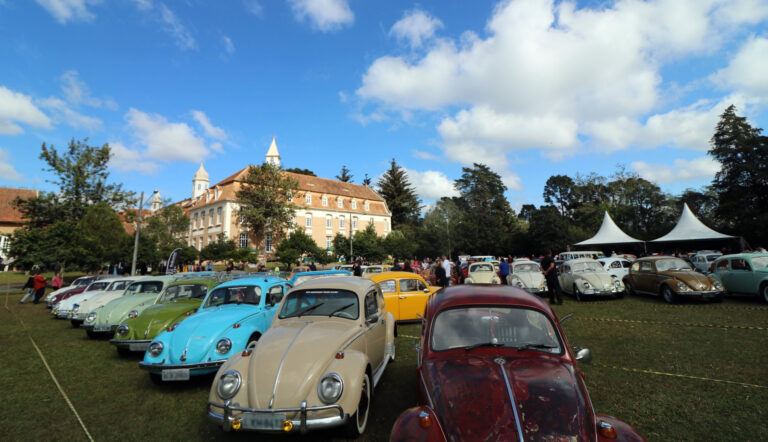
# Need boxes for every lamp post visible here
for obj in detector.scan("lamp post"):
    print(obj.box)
[130,191,154,276]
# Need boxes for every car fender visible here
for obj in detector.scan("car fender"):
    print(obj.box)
[389,406,446,442]
[204,312,270,361]
[385,311,396,350]
[323,349,368,415]
[595,413,646,442]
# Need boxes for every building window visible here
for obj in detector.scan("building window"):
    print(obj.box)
[326,214,332,228]
[217,207,222,225]
[322,195,328,206]
[326,236,332,249]
[239,233,248,248]
[306,214,312,227]
[352,217,358,230]
[201,211,206,227]
[351,200,357,209]
[305,193,312,204]
[265,234,273,253]
[194,213,198,229]
[364,201,369,211]
[337,198,343,208]
[209,209,214,226]
[339,216,345,229]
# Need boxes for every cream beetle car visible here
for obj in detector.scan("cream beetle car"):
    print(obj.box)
[558,258,624,301]
[506,259,547,295]
[464,262,501,284]
[207,276,396,438]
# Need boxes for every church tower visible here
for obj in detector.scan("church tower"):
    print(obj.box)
[150,190,162,211]
[265,137,281,167]
[192,163,209,199]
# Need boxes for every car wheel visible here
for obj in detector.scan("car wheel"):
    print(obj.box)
[574,285,583,302]
[762,283,768,304]
[662,285,676,304]
[116,346,131,357]
[615,291,624,299]
[624,281,634,296]
[343,372,371,439]
[70,320,82,328]
[246,334,260,349]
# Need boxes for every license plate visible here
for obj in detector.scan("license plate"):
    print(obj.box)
[162,369,190,381]
[94,325,112,332]
[242,412,286,430]
[129,343,148,352]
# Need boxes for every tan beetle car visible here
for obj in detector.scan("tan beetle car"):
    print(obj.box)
[207,276,396,438]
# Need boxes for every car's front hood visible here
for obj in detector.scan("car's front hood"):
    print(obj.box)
[574,272,615,290]
[122,300,202,340]
[54,287,84,302]
[510,272,545,288]
[95,294,157,325]
[58,290,109,310]
[77,290,125,313]
[468,272,497,283]
[424,354,594,441]
[662,271,716,290]
[247,318,359,409]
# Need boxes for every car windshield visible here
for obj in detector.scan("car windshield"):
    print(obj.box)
[656,259,693,271]
[750,257,768,269]
[279,289,359,320]
[158,284,209,303]
[86,281,110,291]
[513,263,540,273]
[204,285,262,307]
[431,307,561,353]
[571,262,604,273]
[74,278,93,287]
[107,280,131,291]
[364,267,382,273]
[124,281,164,295]
[471,263,494,272]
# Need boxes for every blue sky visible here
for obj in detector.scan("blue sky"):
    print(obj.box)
[1,0,767,210]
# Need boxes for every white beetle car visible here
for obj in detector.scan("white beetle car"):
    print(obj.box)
[66,277,140,326]
[506,259,547,295]
[464,262,501,284]
[558,258,624,301]
[53,279,115,321]
[597,257,632,281]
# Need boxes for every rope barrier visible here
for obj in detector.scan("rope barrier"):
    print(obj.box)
[595,363,768,389]
[576,316,766,331]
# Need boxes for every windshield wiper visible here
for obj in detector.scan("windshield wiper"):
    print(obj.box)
[464,341,504,351]
[515,343,557,352]
[328,303,354,317]
[297,302,325,317]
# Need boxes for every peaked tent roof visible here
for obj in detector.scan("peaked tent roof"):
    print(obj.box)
[575,212,643,245]
[652,203,734,242]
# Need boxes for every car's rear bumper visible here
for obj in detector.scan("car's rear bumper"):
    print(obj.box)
[110,339,150,351]
[207,399,348,433]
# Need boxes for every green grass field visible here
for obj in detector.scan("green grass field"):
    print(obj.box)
[1,289,766,441]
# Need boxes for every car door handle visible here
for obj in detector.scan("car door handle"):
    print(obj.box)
[398,296,406,299]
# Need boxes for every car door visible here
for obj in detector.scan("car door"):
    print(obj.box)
[363,289,386,371]
[635,261,655,294]
[377,279,399,320]
[713,259,731,290]
[728,258,753,294]
[397,278,430,321]
[558,265,572,294]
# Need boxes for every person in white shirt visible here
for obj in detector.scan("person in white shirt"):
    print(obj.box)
[442,256,451,285]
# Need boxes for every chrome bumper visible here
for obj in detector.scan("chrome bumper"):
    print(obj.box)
[70,312,88,320]
[81,324,117,332]
[523,287,547,294]
[678,290,723,298]
[110,339,150,350]
[581,289,621,296]
[138,360,225,372]
[207,399,347,433]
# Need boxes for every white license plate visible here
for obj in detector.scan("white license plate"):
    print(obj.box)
[242,412,286,430]
[162,369,190,381]
[94,325,112,332]
[129,343,148,352]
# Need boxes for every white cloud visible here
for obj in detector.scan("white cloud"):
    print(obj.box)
[0,148,23,181]
[712,36,768,100]
[37,97,103,131]
[244,0,262,16]
[108,141,160,174]
[222,35,235,55]
[632,157,721,184]
[126,108,209,162]
[0,86,52,135]
[210,142,224,153]
[158,4,196,50]
[36,0,99,24]
[390,8,443,49]
[191,110,227,141]
[288,0,353,32]
[403,168,459,200]
[60,70,117,110]
[413,150,438,160]
[131,0,152,11]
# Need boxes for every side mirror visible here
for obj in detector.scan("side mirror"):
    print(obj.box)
[575,348,592,364]
[366,314,379,325]
[423,288,430,293]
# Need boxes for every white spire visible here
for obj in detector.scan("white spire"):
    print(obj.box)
[265,137,281,166]
[192,162,210,199]
[150,190,162,212]
[193,162,209,180]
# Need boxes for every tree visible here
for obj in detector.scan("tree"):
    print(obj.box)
[542,175,576,217]
[376,159,422,227]
[333,233,350,261]
[200,233,239,262]
[362,174,372,186]
[143,205,191,258]
[9,222,101,271]
[527,206,573,254]
[352,224,385,262]
[709,104,768,244]
[336,165,353,182]
[284,168,316,176]
[236,163,298,249]
[275,229,322,268]
[78,203,129,265]
[383,229,417,261]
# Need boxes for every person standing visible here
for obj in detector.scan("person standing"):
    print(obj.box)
[403,260,413,273]
[441,256,451,285]
[32,271,47,304]
[51,273,63,291]
[541,251,561,305]
[434,262,447,287]
[352,260,363,277]
[19,274,35,303]
[499,258,510,285]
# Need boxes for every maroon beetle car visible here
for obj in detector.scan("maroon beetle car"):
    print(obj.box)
[389,285,645,442]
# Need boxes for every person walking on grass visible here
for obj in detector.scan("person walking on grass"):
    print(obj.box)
[31,270,47,304]
[19,274,35,303]
[499,258,510,285]
[541,250,562,305]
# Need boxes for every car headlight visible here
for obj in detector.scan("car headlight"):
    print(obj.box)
[317,373,344,404]
[216,338,232,355]
[86,312,96,323]
[613,279,622,288]
[128,310,138,319]
[514,279,524,288]
[676,281,690,291]
[492,278,500,284]
[216,370,241,400]
[148,341,163,357]
[581,280,591,289]
[712,280,722,290]
[116,325,130,337]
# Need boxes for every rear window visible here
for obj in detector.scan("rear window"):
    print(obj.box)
[378,280,396,293]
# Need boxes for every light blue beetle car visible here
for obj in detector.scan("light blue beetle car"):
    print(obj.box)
[139,275,289,383]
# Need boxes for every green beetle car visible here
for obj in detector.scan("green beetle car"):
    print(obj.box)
[109,278,223,355]
[710,253,768,302]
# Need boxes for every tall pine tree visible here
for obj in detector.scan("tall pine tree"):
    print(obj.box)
[376,159,421,227]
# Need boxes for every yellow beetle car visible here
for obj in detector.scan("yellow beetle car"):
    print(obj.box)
[367,271,439,321]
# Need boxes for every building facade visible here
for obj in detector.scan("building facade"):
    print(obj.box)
[176,138,392,257]
[0,187,39,261]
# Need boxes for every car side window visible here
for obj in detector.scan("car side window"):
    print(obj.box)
[640,262,653,272]
[400,279,420,292]
[732,259,751,271]
[379,280,396,293]
[716,260,728,271]
[610,261,622,269]
[364,291,378,319]
[631,262,640,272]
[622,261,631,268]
[267,285,284,305]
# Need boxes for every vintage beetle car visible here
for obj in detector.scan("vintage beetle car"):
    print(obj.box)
[288,270,351,287]
[109,278,221,355]
[464,262,501,284]
[598,257,632,280]
[81,276,175,337]
[389,285,645,442]
[206,277,395,437]
[52,279,115,320]
[67,277,141,328]
[690,250,722,273]
[506,259,547,295]
[558,259,624,301]
[49,275,114,310]
[709,253,768,302]
[368,271,439,321]
[139,276,289,382]
[44,276,96,306]
[623,256,724,303]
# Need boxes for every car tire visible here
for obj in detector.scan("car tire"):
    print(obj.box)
[624,281,634,296]
[710,295,723,303]
[246,334,261,350]
[762,283,768,304]
[343,372,371,439]
[662,285,676,304]
[85,329,97,339]
[615,291,624,299]
[574,285,583,302]
[116,346,131,357]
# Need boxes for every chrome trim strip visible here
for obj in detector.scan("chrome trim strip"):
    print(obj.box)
[495,358,525,441]
[419,371,434,409]
[340,327,368,352]
[269,321,312,409]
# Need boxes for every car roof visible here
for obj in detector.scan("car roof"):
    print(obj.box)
[368,271,424,281]
[291,276,377,294]
[214,275,285,289]
[716,252,768,260]
[563,258,600,263]
[427,285,552,316]
[636,256,676,262]
[166,278,221,288]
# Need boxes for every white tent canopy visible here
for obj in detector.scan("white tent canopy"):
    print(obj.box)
[652,203,734,242]
[575,212,643,246]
